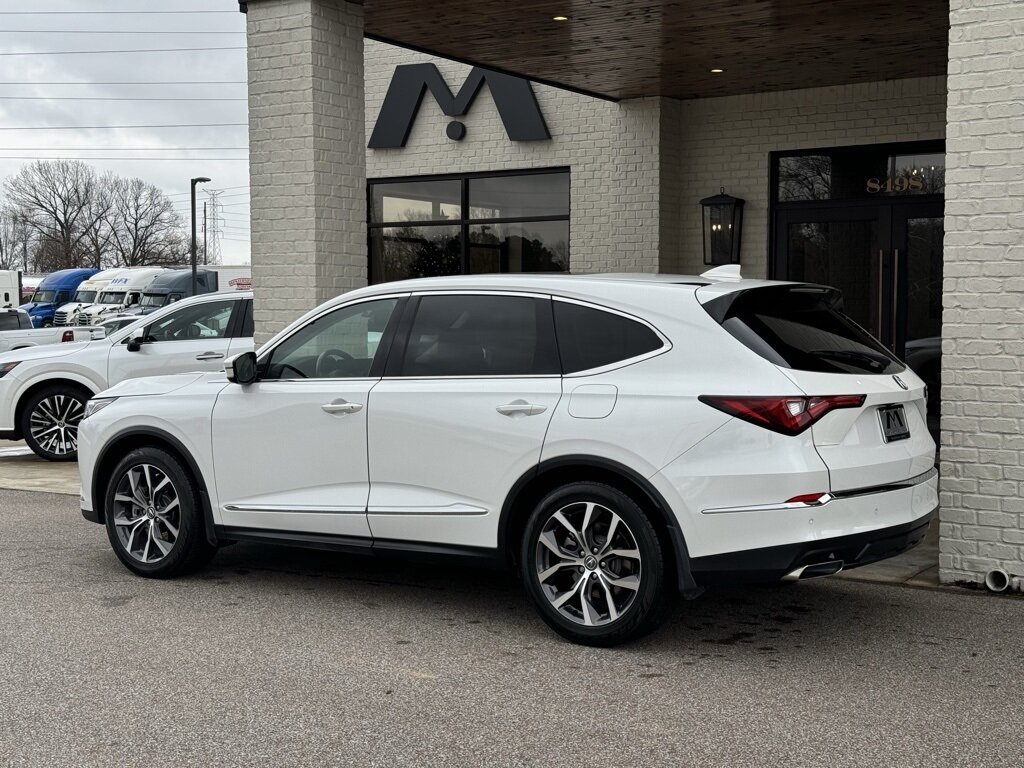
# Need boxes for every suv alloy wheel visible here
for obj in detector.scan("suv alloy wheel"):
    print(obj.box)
[521,482,674,646]
[20,384,89,462]
[103,447,216,577]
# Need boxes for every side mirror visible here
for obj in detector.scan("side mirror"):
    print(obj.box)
[126,333,144,352]
[225,351,258,385]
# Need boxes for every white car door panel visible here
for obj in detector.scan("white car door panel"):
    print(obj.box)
[211,380,375,537]
[106,298,240,385]
[211,296,400,537]
[366,378,561,548]
[366,293,563,549]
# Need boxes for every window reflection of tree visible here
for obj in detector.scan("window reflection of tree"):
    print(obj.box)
[381,226,461,280]
[778,155,832,201]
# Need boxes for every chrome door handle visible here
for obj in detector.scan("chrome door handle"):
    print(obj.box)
[496,401,547,417]
[322,399,363,415]
[196,352,225,361]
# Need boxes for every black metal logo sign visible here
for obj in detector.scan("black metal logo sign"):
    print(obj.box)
[368,63,550,149]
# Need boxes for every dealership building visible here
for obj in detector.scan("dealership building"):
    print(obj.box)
[239,0,1024,590]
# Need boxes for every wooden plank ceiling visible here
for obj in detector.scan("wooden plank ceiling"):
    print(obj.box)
[362,0,949,101]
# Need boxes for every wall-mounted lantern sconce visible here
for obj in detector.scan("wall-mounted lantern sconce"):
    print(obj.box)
[700,187,744,266]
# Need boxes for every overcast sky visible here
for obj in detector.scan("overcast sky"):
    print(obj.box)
[0,0,251,263]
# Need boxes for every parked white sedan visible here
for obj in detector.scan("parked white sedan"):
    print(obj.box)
[77,273,936,646]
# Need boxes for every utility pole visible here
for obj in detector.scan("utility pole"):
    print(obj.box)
[203,202,207,266]
[206,189,223,265]
[190,176,211,294]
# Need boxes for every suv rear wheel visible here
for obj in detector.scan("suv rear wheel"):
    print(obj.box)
[521,482,674,646]
[20,384,90,461]
[103,447,216,578]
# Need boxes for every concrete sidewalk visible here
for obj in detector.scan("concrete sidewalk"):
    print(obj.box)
[0,440,80,497]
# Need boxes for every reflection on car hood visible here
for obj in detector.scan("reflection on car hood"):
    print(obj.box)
[99,372,210,398]
[0,341,94,366]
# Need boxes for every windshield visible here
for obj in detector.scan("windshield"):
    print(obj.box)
[140,293,166,308]
[72,290,97,304]
[29,290,56,303]
[703,285,905,375]
[97,291,126,305]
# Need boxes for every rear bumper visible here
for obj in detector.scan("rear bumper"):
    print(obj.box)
[689,507,934,585]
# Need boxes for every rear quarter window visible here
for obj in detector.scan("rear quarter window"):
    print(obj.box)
[703,285,904,375]
[553,301,663,374]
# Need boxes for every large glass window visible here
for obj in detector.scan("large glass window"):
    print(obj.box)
[369,170,569,284]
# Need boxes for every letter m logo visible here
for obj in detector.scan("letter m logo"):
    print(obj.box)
[368,64,550,149]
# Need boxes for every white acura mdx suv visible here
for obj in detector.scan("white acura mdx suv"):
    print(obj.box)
[78,273,936,646]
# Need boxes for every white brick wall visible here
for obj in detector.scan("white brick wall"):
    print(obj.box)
[939,0,1024,589]
[673,77,948,276]
[247,0,366,342]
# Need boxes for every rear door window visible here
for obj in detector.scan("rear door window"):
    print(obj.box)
[0,314,19,331]
[703,285,904,375]
[397,295,559,377]
[553,300,664,374]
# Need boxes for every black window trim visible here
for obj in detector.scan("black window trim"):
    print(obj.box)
[254,294,410,382]
[552,296,672,377]
[383,290,562,380]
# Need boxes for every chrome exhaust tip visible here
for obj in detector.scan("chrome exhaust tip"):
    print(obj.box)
[782,560,844,581]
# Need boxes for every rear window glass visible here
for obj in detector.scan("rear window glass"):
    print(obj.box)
[554,301,663,374]
[0,314,20,331]
[704,285,904,375]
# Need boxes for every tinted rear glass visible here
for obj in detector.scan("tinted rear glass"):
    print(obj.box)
[554,301,663,374]
[0,314,20,331]
[399,295,559,377]
[704,285,904,375]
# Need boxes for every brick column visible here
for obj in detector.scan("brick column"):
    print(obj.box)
[614,97,683,274]
[246,0,366,343]
[940,0,1024,588]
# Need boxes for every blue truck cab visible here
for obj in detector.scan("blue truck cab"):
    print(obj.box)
[19,268,98,328]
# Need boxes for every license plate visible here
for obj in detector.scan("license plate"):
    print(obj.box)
[878,404,910,442]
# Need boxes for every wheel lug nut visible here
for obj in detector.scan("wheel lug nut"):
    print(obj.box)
[592,548,598,553]
[579,550,585,557]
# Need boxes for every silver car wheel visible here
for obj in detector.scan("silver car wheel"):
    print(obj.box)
[29,394,84,457]
[111,464,181,564]
[535,501,642,627]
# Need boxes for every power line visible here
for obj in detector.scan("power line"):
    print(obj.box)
[0,96,248,101]
[0,46,247,56]
[167,185,250,197]
[0,123,247,130]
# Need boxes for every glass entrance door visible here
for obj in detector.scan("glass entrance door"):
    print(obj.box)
[774,200,943,435]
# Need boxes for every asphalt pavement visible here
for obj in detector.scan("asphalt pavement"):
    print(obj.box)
[1,488,1022,767]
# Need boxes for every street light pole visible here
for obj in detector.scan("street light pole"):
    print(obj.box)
[190,176,211,295]
[203,202,207,266]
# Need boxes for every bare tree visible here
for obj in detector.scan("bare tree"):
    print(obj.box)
[4,160,109,271]
[0,208,30,271]
[105,177,189,267]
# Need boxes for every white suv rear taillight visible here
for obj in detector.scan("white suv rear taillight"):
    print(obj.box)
[698,394,866,436]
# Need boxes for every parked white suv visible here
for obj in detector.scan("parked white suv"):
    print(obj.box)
[77,274,936,646]
[0,292,254,461]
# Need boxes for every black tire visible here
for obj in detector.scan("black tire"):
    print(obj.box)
[521,482,675,647]
[103,446,216,578]
[41,318,53,328]
[19,384,90,462]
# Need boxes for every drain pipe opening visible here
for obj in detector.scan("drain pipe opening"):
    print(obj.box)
[984,568,1011,594]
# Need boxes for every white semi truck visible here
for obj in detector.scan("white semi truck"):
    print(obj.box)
[53,269,127,327]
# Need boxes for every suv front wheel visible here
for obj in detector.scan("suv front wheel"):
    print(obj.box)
[20,384,90,461]
[103,447,216,578]
[521,482,674,646]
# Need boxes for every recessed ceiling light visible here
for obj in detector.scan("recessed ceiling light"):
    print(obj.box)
[710,68,725,73]
[553,15,569,22]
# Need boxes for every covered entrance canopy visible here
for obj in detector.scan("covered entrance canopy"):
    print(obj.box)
[357,0,949,100]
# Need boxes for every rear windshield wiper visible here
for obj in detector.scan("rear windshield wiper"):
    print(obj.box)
[807,348,891,372]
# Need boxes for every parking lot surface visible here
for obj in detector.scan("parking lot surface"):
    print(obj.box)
[2,488,1022,767]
